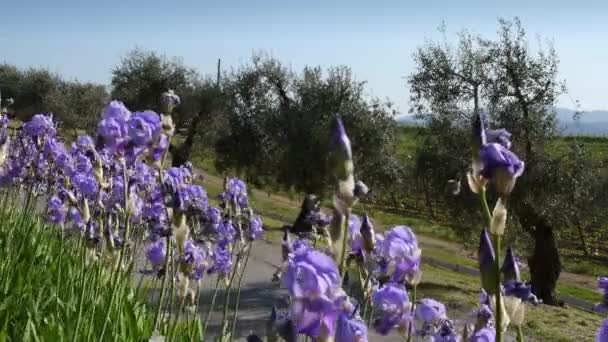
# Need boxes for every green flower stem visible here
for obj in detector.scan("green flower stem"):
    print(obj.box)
[116,162,132,272]
[100,164,132,341]
[229,242,253,340]
[516,325,524,342]
[480,190,492,224]
[164,240,177,330]
[481,190,502,342]
[406,285,418,342]
[339,208,352,279]
[361,268,372,320]
[188,282,202,340]
[221,244,242,338]
[202,277,221,336]
[85,262,103,341]
[153,236,173,331]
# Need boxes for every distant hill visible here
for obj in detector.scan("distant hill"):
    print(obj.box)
[555,108,608,136]
[397,108,608,136]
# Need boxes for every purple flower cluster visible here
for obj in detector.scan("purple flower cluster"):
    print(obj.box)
[596,278,608,313]
[0,99,268,307]
[219,177,248,208]
[374,226,421,284]
[280,242,368,340]
[598,318,608,342]
[472,112,524,197]
[371,283,411,335]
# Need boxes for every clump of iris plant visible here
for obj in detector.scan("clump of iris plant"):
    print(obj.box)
[0,90,267,341]
[469,111,526,342]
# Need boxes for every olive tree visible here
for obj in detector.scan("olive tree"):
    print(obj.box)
[408,18,592,304]
[216,54,398,196]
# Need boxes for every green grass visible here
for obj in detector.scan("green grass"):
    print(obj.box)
[395,125,425,159]
[562,257,608,278]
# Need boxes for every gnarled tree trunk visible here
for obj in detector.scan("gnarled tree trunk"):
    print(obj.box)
[172,111,203,167]
[516,201,562,305]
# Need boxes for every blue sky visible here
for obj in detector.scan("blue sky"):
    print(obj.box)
[1,0,607,114]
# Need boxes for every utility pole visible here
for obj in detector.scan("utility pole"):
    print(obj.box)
[216,58,221,88]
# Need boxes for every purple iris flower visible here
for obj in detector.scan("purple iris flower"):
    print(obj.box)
[129,111,162,146]
[74,153,93,174]
[179,184,208,212]
[182,240,207,280]
[501,247,520,281]
[67,206,84,229]
[335,312,368,342]
[132,161,156,188]
[142,198,167,223]
[206,207,221,225]
[249,215,264,240]
[332,116,352,162]
[165,166,192,190]
[227,177,247,197]
[416,298,447,323]
[371,282,411,335]
[474,289,494,330]
[470,327,496,342]
[283,248,340,299]
[217,221,236,244]
[598,318,608,342]
[23,114,56,139]
[45,138,72,170]
[208,244,232,276]
[146,238,166,269]
[479,143,524,196]
[103,100,131,122]
[503,280,539,304]
[97,117,128,153]
[47,196,68,224]
[595,278,608,313]
[97,102,131,153]
[107,176,125,208]
[220,177,248,207]
[75,135,95,152]
[282,248,343,338]
[288,297,338,338]
[599,278,608,290]
[480,143,524,180]
[376,226,421,282]
[71,172,99,200]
